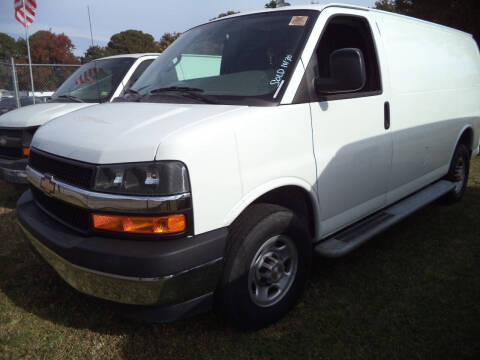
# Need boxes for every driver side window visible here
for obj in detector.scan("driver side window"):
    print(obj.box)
[293,14,382,103]
[316,15,381,95]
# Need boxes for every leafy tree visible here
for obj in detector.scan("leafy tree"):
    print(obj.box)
[210,10,239,21]
[13,31,78,91]
[83,45,109,62]
[107,30,157,55]
[27,31,78,64]
[375,0,479,44]
[156,32,182,53]
[265,0,277,8]
[0,34,17,88]
[15,38,27,58]
[374,0,397,12]
[0,33,19,60]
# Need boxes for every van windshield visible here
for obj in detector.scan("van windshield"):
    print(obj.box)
[51,58,135,103]
[128,10,317,106]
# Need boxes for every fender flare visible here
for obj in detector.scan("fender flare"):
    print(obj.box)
[449,125,475,166]
[223,177,322,239]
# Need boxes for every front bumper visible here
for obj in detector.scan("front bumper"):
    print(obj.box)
[0,157,28,184]
[17,190,228,310]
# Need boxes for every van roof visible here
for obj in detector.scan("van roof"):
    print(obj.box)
[208,3,472,38]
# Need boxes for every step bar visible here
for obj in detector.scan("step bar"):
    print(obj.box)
[314,180,455,258]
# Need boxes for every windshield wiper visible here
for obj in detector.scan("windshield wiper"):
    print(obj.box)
[56,94,85,103]
[147,86,218,104]
[149,86,205,93]
[124,88,139,95]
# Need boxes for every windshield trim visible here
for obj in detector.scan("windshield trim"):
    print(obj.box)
[268,10,319,105]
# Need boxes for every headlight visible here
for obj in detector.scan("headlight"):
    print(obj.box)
[93,161,190,196]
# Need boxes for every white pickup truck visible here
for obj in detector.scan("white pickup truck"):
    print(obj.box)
[0,53,158,184]
[17,4,480,329]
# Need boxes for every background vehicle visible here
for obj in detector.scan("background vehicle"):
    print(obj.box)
[17,4,480,329]
[0,96,49,115]
[0,53,158,184]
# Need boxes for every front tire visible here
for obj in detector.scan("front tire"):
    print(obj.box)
[443,143,470,204]
[217,204,311,330]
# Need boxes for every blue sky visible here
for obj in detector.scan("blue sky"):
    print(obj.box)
[0,0,376,57]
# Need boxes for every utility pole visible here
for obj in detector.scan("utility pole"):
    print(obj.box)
[87,5,94,47]
[10,57,20,109]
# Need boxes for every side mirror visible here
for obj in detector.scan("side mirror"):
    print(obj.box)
[315,48,366,94]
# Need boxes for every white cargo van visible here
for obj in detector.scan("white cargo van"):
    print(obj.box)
[0,53,158,184]
[17,4,480,329]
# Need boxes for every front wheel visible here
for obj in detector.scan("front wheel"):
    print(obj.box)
[443,143,470,204]
[217,204,312,330]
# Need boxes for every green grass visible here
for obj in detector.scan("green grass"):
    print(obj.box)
[1,160,480,359]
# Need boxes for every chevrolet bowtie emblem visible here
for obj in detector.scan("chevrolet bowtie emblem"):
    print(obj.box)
[40,174,55,195]
[0,137,6,146]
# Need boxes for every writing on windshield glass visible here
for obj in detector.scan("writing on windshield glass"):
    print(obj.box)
[270,54,293,87]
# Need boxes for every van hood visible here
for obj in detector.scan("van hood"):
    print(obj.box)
[32,102,245,164]
[0,102,95,128]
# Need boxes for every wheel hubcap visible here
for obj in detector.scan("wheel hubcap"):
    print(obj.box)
[248,235,298,307]
[453,157,466,194]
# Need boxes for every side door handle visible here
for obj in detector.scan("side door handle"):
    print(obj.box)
[384,101,390,130]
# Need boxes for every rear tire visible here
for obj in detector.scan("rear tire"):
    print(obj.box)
[443,143,470,204]
[217,203,311,330]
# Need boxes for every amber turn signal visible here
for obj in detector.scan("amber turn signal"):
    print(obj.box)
[22,147,30,156]
[92,214,186,234]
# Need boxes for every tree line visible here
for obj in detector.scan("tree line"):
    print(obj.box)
[0,29,184,91]
[0,30,183,64]
[375,0,479,44]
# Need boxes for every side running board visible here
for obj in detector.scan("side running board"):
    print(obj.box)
[314,180,455,258]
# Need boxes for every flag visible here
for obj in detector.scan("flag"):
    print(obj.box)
[14,0,37,27]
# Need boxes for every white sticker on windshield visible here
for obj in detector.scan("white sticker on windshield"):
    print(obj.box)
[270,54,293,87]
[289,16,308,26]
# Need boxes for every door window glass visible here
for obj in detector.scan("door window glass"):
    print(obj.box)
[316,15,381,94]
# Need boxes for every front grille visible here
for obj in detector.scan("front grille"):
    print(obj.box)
[0,147,23,159]
[32,186,90,232]
[0,128,23,160]
[29,149,93,232]
[0,128,22,138]
[29,149,95,189]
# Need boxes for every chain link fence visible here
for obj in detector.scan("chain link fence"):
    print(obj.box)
[0,61,15,96]
[0,59,81,115]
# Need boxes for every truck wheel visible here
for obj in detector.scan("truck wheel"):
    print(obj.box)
[444,143,470,204]
[217,203,311,329]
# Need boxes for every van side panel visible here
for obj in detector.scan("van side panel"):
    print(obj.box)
[376,12,480,204]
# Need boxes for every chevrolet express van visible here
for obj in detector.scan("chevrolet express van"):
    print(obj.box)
[17,4,480,329]
[0,53,158,184]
